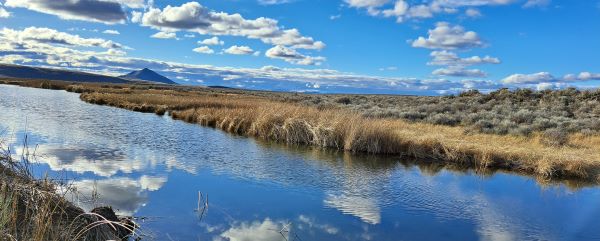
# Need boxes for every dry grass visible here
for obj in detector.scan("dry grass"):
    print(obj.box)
[76,89,600,183]
[3,79,600,183]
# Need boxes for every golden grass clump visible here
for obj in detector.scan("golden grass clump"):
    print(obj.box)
[0,147,137,240]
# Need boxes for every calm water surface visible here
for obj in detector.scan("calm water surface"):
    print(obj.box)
[1,84,599,241]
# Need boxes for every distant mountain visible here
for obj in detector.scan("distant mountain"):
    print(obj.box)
[120,68,177,85]
[0,64,130,83]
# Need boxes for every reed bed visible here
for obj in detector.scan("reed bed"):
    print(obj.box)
[79,90,600,182]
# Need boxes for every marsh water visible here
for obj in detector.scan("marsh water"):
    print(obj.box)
[1,84,599,241]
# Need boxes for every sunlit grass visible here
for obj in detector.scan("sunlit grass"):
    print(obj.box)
[74,87,600,183]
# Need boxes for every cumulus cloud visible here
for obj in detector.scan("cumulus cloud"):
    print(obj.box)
[1,27,124,49]
[523,0,550,8]
[345,0,390,15]
[224,45,256,55]
[500,71,600,90]
[351,0,516,23]
[4,26,582,95]
[103,29,120,35]
[501,72,557,84]
[465,8,482,17]
[428,50,499,77]
[199,36,223,46]
[151,31,177,39]
[0,2,10,18]
[563,72,600,81]
[324,194,381,224]
[5,0,128,24]
[138,2,325,50]
[219,219,290,241]
[258,0,292,5]
[412,22,484,50]
[429,50,499,66]
[104,0,147,8]
[193,46,214,54]
[433,67,487,77]
[65,176,166,216]
[265,45,325,65]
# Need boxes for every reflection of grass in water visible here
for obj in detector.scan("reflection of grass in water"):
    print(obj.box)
[0,138,139,240]
[256,140,595,190]
[4,80,600,185]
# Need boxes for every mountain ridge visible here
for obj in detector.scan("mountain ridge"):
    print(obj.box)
[0,64,130,84]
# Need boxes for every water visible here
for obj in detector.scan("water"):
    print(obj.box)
[1,84,599,241]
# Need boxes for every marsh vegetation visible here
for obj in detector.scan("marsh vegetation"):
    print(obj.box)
[3,79,600,183]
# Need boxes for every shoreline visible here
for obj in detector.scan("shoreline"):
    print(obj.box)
[2,79,600,185]
[0,135,135,240]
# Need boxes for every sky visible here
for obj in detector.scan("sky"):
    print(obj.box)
[0,0,599,95]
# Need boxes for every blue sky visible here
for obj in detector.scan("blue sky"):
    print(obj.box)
[0,0,599,94]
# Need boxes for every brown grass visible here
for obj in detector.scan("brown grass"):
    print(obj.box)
[75,89,600,183]
[3,79,600,183]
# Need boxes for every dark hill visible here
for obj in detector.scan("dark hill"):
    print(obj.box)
[121,68,177,85]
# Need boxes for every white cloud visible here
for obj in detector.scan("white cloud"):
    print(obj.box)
[219,219,290,241]
[6,26,584,94]
[523,0,550,8]
[502,71,600,87]
[330,14,342,20]
[429,50,500,66]
[104,0,147,8]
[345,0,390,8]
[536,82,560,90]
[0,3,10,18]
[501,72,557,84]
[193,46,214,54]
[184,33,195,38]
[265,45,325,65]
[151,31,177,39]
[199,36,223,46]
[131,11,143,23]
[103,29,120,35]
[65,176,166,216]
[1,27,124,49]
[465,8,482,17]
[428,51,499,77]
[563,72,600,81]
[324,194,381,224]
[382,0,409,22]
[433,67,487,77]
[5,0,128,24]
[224,45,255,55]
[352,0,517,23]
[379,66,398,71]
[412,22,484,50]
[297,215,339,234]
[139,2,325,50]
[258,0,292,4]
